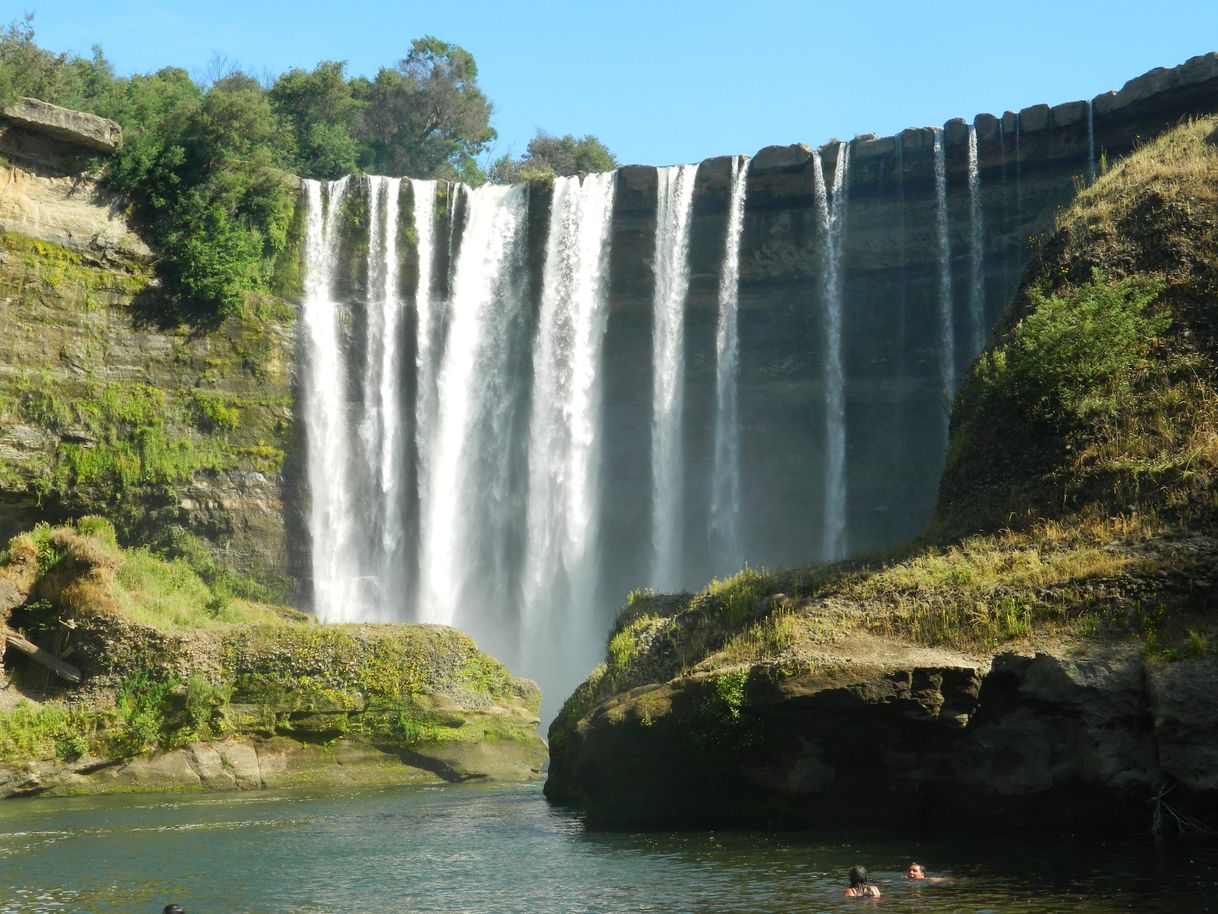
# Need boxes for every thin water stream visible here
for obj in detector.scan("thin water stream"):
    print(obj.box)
[1,783,1214,913]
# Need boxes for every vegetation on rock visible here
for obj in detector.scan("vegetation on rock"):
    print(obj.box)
[0,17,530,323]
[0,519,543,789]
[490,131,618,183]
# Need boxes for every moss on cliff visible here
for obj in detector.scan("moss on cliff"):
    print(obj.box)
[0,228,296,587]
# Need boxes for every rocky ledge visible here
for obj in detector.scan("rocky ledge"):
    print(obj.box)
[0,522,546,798]
[1,98,121,154]
[546,637,1217,831]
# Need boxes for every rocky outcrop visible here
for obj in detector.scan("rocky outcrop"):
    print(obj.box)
[1,98,121,154]
[0,164,149,262]
[0,114,300,588]
[0,605,547,798]
[546,646,1218,831]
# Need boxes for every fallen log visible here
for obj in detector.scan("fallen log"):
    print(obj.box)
[3,627,81,684]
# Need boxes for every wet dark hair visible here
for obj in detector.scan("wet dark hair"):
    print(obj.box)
[163,906,184,914]
[849,865,870,887]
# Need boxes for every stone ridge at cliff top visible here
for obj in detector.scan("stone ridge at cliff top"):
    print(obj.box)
[545,117,1218,833]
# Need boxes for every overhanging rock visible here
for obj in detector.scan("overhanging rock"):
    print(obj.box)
[1,97,121,154]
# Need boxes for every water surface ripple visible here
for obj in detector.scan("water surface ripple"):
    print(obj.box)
[0,783,1214,913]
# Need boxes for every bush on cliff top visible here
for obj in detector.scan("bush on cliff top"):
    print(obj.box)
[0,19,521,323]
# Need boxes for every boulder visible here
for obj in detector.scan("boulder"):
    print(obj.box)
[1,98,121,154]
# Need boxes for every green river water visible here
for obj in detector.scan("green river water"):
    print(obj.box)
[0,782,1214,913]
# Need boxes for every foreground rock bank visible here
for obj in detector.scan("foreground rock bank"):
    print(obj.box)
[547,640,1217,830]
[0,522,546,798]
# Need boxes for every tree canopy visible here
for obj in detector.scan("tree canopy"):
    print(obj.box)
[0,20,514,321]
[491,131,618,183]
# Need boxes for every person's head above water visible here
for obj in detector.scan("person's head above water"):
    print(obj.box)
[848,865,871,887]
[163,906,184,914]
[907,862,927,879]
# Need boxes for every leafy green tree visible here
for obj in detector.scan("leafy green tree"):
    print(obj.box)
[354,36,495,180]
[491,131,618,182]
[269,61,362,179]
[0,14,70,107]
[106,83,295,321]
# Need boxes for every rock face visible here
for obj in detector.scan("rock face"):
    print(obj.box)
[3,55,1218,602]
[545,647,1218,831]
[0,111,300,591]
[0,611,547,798]
[1,98,121,154]
[0,165,149,261]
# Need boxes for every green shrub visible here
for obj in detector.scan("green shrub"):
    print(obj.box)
[76,515,118,545]
[969,274,1168,423]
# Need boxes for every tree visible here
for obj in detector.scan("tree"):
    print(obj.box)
[491,131,618,183]
[0,14,69,107]
[269,61,362,179]
[354,36,495,180]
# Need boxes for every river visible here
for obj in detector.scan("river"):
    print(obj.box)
[0,782,1214,913]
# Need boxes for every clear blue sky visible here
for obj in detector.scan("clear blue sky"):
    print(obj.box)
[22,0,1218,168]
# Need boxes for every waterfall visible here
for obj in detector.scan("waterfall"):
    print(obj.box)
[967,126,986,360]
[709,156,750,575]
[520,172,617,684]
[933,130,956,408]
[1014,112,1024,247]
[649,163,699,592]
[301,176,365,621]
[411,177,440,586]
[364,177,408,617]
[812,143,851,561]
[418,184,531,635]
[1087,99,1097,184]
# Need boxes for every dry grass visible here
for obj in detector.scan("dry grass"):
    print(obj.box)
[2,519,295,633]
[1063,117,1218,234]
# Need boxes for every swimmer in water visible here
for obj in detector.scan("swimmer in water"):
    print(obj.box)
[844,865,881,898]
[907,861,948,884]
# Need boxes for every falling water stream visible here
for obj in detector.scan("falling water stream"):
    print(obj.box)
[812,143,851,561]
[709,156,750,575]
[649,163,700,592]
[521,172,617,688]
[966,125,986,361]
[933,130,956,417]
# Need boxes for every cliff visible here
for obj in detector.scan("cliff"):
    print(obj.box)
[0,98,303,594]
[0,519,545,796]
[544,117,1218,832]
[5,59,1218,609]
